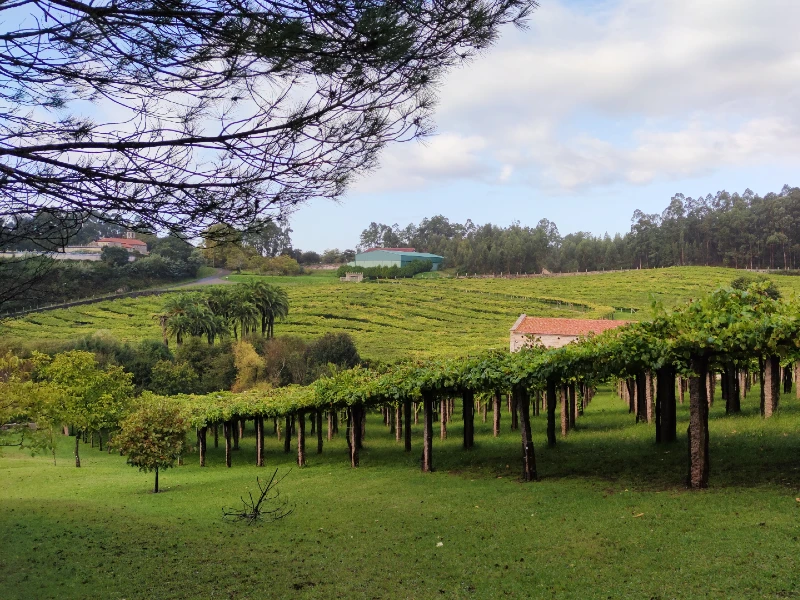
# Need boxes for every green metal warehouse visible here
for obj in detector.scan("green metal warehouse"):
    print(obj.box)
[349,249,444,271]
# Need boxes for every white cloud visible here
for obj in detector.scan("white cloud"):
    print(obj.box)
[499,164,514,182]
[355,0,800,193]
[353,133,488,192]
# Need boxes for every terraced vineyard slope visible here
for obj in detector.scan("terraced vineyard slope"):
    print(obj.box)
[3,267,799,360]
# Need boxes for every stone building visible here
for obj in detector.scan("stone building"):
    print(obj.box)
[509,315,628,351]
[92,231,149,255]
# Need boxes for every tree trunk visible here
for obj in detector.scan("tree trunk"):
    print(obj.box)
[678,376,685,405]
[513,386,537,482]
[224,421,232,468]
[199,426,207,467]
[646,371,654,423]
[349,404,362,468]
[214,422,219,448]
[688,357,710,489]
[635,371,647,423]
[626,378,636,413]
[422,392,434,472]
[783,364,792,394]
[232,417,240,450]
[656,366,676,443]
[493,392,501,437]
[404,399,412,452]
[546,379,557,447]
[154,466,159,493]
[724,363,740,414]
[74,432,81,468]
[796,363,800,399]
[395,406,402,443]
[763,355,780,417]
[462,390,474,449]
[568,383,576,430]
[327,411,334,441]
[510,390,518,431]
[255,417,264,466]
[316,410,323,454]
[481,400,487,423]
[283,415,292,452]
[440,400,447,440]
[707,370,716,407]
[560,384,568,437]
[297,411,306,467]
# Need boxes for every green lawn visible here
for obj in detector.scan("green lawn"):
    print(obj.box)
[5,267,800,361]
[2,384,799,599]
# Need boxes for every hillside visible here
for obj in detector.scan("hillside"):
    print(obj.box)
[3,267,798,360]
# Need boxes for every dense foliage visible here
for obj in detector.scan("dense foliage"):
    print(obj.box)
[1,235,204,313]
[156,281,289,345]
[358,185,800,273]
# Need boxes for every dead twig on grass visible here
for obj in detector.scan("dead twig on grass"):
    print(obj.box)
[222,468,294,525]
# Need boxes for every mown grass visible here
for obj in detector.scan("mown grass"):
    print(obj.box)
[2,384,799,599]
[6,266,800,361]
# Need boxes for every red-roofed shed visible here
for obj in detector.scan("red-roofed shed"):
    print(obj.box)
[509,314,628,351]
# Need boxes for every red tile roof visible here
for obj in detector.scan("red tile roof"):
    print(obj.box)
[511,316,628,336]
[98,237,147,246]
[363,247,416,253]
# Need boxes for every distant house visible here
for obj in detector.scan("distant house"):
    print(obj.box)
[350,248,444,271]
[91,231,149,255]
[509,315,628,351]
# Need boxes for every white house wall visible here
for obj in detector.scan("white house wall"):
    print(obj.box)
[510,332,578,352]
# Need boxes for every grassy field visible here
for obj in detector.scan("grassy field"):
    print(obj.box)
[4,266,800,360]
[2,384,799,599]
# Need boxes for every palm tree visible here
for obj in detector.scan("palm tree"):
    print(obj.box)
[159,293,201,346]
[228,289,259,340]
[166,313,191,346]
[244,281,289,338]
[184,302,216,343]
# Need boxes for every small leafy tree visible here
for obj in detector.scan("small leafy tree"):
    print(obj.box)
[112,397,188,493]
[34,350,134,466]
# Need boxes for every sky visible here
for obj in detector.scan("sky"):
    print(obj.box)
[290,0,800,252]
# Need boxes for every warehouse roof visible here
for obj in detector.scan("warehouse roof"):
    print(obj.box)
[354,249,443,260]
[362,247,416,253]
[510,315,628,336]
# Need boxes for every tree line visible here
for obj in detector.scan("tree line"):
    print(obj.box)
[358,185,800,273]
